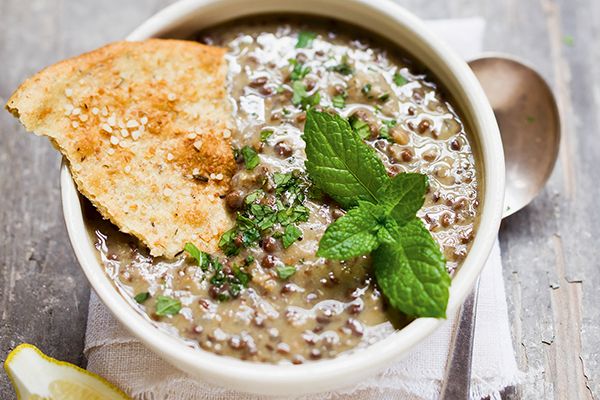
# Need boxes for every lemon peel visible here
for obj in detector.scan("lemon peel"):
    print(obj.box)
[5,344,131,400]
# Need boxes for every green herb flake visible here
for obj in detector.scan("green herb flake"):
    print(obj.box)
[217,292,230,302]
[379,126,391,141]
[261,130,274,142]
[563,35,575,46]
[361,84,372,95]
[241,145,259,171]
[184,242,209,269]
[383,120,397,129]
[274,172,293,187]
[394,73,407,86]
[155,295,181,316]
[233,264,251,287]
[332,95,346,109]
[134,292,149,303]
[292,81,321,109]
[296,31,317,48]
[379,93,389,102]
[348,114,371,140]
[282,224,302,248]
[526,116,535,123]
[332,55,354,75]
[276,265,297,279]
[290,62,311,81]
[276,86,284,93]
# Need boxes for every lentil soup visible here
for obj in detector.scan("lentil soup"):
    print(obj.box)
[86,15,480,364]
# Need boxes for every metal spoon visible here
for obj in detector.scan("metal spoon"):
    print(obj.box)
[440,53,561,399]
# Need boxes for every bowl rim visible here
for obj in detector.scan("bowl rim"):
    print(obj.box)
[61,0,505,395]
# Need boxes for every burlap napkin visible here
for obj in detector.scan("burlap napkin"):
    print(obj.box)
[84,18,526,400]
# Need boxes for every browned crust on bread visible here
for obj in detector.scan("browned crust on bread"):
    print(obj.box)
[6,39,236,258]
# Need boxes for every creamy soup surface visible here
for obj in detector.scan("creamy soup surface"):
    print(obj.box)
[87,15,480,364]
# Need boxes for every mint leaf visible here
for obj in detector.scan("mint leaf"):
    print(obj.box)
[377,173,428,226]
[316,201,384,260]
[296,31,316,48]
[276,265,296,279]
[372,218,449,318]
[134,292,148,303]
[282,224,302,248]
[302,109,388,209]
[155,295,181,316]
[241,146,259,170]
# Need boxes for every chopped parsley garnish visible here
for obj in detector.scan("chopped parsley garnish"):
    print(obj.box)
[348,114,371,140]
[379,93,389,101]
[292,81,320,110]
[332,55,354,75]
[526,116,535,123]
[361,83,372,96]
[134,292,149,303]
[332,92,347,109]
[379,120,397,141]
[394,73,407,86]
[302,109,449,318]
[155,295,181,316]
[261,130,274,142]
[184,242,209,271]
[203,253,253,301]
[219,171,311,256]
[276,265,297,279]
[296,31,317,48]
[282,224,302,248]
[241,145,259,170]
[289,59,311,81]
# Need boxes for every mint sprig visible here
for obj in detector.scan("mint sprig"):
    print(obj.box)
[302,109,449,318]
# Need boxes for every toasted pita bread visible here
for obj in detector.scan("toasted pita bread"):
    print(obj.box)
[6,39,236,258]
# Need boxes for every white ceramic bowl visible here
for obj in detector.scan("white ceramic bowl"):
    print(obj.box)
[61,0,505,395]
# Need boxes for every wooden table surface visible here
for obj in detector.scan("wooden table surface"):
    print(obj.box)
[1,0,598,398]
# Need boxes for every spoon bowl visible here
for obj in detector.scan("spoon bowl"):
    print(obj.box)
[468,53,560,217]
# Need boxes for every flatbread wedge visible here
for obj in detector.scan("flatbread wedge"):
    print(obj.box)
[6,39,236,258]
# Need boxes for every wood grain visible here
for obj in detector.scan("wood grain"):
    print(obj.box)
[1,0,598,399]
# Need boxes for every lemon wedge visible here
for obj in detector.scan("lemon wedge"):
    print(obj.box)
[5,344,131,400]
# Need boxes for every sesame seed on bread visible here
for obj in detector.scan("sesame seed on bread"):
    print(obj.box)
[6,39,236,258]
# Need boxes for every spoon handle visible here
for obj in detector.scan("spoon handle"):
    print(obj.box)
[439,277,481,400]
